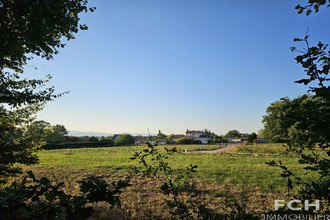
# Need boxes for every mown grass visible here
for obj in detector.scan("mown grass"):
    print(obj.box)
[29,143,316,193]
[20,143,320,219]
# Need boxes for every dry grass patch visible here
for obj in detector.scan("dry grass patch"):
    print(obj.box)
[17,168,293,219]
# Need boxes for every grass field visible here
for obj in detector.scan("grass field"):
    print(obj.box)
[29,144,314,192]
[21,143,319,219]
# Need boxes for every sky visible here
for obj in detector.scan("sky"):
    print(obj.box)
[26,0,330,136]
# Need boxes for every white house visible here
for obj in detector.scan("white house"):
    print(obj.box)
[185,130,204,139]
[198,134,214,144]
[185,130,215,144]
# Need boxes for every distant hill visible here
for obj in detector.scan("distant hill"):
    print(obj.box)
[68,131,114,137]
[68,130,153,137]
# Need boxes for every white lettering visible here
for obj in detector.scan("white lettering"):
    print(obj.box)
[304,200,320,211]
[287,200,302,211]
[264,214,278,220]
[278,214,288,220]
[288,214,298,220]
[275,200,286,211]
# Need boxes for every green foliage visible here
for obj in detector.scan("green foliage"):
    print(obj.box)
[264,4,330,212]
[0,0,94,73]
[291,35,330,99]
[46,124,68,143]
[262,98,289,143]
[99,136,115,146]
[262,95,323,144]
[44,141,113,150]
[0,171,130,219]
[25,121,69,144]
[166,134,174,141]
[0,105,42,183]
[157,130,167,140]
[257,129,265,139]
[0,1,129,219]
[177,137,193,145]
[207,135,227,144]
[247,132,257,144]
[114,134,135,146]
[225,129,241,138]
[295,0,330,15]
[88,136,99,142]
[0,0,94,182]
[264,94,329,210]
[192,140,202,145]
[26,120,51,141]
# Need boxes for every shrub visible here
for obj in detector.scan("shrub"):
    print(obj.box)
[44,141,113,150]
[0,171,130,219]
[177,138,193,144]
[114,134,135,146]
[193,140,202,145]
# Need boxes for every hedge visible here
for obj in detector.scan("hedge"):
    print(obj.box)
[43,141,113,150]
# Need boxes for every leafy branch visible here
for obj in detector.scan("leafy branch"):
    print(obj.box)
[0,171,131,219]
[295,0,330,15]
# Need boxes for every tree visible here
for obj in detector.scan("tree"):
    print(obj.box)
[165,134,174,141]
[46,124,69,143]
[262,98,291,143]
[257,129,265,139]
[225,129,241,138]
[262,95,326,144]
[0,0,95,73]
[114,134,135,146]
[0,2,132,218]
[88,136,99,142]
[246,132,257,144]
[177,138,193,145]
[264,2,330,212]
[26,121,69,144]
[99,136,114,146]
[26,120,52,141]
[70,136,80,142]
[156,130,166,140]
[0,0,93,182]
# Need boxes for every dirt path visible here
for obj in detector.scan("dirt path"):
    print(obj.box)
[189,143,241,153]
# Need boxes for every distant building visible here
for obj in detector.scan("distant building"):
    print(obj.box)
[186,130,204,139]
[185,130,215,144]
[134,136,149,144]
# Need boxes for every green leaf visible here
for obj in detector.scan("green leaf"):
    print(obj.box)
[295,55,304,62]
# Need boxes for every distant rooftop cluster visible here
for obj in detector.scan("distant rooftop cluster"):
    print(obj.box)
[131,129,217,145]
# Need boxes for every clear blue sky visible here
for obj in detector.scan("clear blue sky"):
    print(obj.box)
[27,0,330,135]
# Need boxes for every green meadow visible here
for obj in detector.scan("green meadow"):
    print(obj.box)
[18,143,323,219]
[28,143,316,193]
